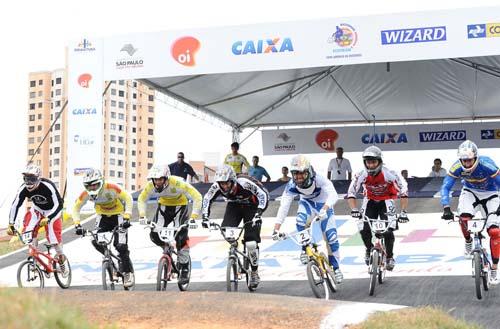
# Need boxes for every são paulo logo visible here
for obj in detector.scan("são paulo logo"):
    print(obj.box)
[171,36,200,67]
[232,37,294,55]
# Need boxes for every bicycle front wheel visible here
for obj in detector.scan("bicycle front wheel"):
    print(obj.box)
[157,255,172,291]
[369,251,379,296]
[177,256,191,292]
[320,257,337,293]
[226,256,238,292]
[53,258,72,289]
[102,261,115,291]
[473,251,483,300]
[17,260,44,289]
[307,260,329,299]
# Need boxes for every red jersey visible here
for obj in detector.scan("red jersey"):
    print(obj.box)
[347,166,408,201]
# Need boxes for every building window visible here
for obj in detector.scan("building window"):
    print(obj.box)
[118,80,124,85]
[148,129,153,135]
[29,103,35,110]
[133,105,136,111]
[148,163,153,169]
[38,102,43,108]
[148,117,154,124]
[28,149,34,156]
[118,148,124,155]
[132,139,136,145]
[148,95,154,101]
[55,89,61,96]
[38,114,42,119]
[110,147,115,154]
[118,102,124,109]
[118,125,124,131]
[132,162,136,167]
[56,77,62,84]
[111,100,116,107]
[132,127,136,133]
[38,79,43,85]
[118,90,124,97]
[110,135,116,142]
[54,158,59,165]
[54,147,60,154]
[55,123,60,130]
[133,81,137,87]
[118,160,123,166]
[37,137,42,142]
[131,185,135,190]
[55,100,61,107]
[148,140,153,147]
[110,170,115,177]
[54,135,60,142]
[147,152,153,159]
[111,89,116,95]
[110,123,116,130]
[132,150,136,156]
[111,112,116,119]
[39,90,43,97]
[53,170,59,177]
[132,173,136,178]
[117,171,123,178]
[118,136,124,143]
[30,81,36,87]
[118,113,124,120]
[110,158,115,165]
[28,137,34,144]
[29,115,35,121]
[29,92,36,98]
[133,93,137,99]
[37,125,42,131]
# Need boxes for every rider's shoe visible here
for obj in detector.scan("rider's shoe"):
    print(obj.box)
[123,272,135,288]
[249,270,260,288]
[57,254,69,278]
[490,269,499,285]
[334,268,343,284]
[178,263,190,285]
[364,249,371,266]
[464,240,473,260]
[386,258,396,271]
[299,251,309,265]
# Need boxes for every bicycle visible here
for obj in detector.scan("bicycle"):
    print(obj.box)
[451,212,495,300]
[278,216,338,300]
[361,215,399,296]
[83,225,133,291]
[210,221,258,292]
[16,229,72,289]
[142,221,191,291]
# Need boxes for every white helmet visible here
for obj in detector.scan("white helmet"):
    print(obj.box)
[362,145,383,176]
[214,164,237,195]
[457,140,479,172]
[83,168,104,200]
[290,155,315,189]
[147,165,170,192]
[22,164,41,191]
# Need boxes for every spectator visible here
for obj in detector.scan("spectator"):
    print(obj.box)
[248,156,271,182]
[224,142,250,174]
[428,158,447,177]
[169,152,200,182]
[327,147,352,181]
[401,169,409,180]
[278,166,291,182]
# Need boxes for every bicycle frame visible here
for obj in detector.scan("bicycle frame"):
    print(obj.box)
[362,215,398,254]
[18,230,57,274]
[147,222,189,265]
[211,221,252,268]
[85,226,123,272]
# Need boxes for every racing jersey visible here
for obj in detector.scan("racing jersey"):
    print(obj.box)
[9,178,63,224]
[202,176,269,217]
[137,175,202,219]
[276,174,338,225]
[223,153,250,174]
[347,166,408,201]
[441,156,500,206]
[72,182,132,222]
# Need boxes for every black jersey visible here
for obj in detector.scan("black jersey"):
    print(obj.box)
[9,178,63,224]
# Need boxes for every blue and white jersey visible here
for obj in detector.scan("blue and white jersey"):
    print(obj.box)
[441,155,500,206]
[275,174,338,225]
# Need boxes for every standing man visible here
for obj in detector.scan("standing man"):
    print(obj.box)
[169,152,200,182]
[327,147,352,181]
[428,158,447,178]
[278,166,291,182]
[248,156,271,182]
[224,142,250,174]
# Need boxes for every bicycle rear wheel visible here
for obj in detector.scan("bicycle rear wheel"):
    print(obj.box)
[226,256,238,292]
[369,251,379,296]
[53,258,72,289]
[102,261,115,291]
[177,256,191,291]
[306,260,329,299]
[473,251,483,300]
[17,260,44,289]
[157,255,172,291]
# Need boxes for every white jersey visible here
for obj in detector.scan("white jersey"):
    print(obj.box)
[275,174,338,225]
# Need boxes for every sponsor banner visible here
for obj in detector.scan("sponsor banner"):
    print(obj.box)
[262,122,500,155]
[67,38,104,210]
[97,6,500,80]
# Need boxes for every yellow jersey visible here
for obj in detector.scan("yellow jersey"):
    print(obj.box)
[223,153,250,174]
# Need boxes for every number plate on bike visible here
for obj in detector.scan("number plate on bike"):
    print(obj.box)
[298,229,311,244]
[97,232,112,243]
[21,231,33,243]
[224,227,241,239]
[159,228,176,241]
[372,220,387,231]
[468,220,483,233]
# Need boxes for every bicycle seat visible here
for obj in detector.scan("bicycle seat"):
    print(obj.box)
[44,244,52,251]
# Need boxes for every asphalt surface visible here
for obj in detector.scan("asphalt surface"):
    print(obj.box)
[67,275,499,329]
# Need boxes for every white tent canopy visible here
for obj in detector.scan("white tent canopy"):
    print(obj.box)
[143,56,500,129]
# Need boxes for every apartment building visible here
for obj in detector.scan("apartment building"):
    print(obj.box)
[27,70,155,193]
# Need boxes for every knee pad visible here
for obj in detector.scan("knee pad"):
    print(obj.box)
[296,213,308,227]
[245,241,259,266]
[325,228,338,244]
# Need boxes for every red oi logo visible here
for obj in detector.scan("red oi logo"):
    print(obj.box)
[171,36,200,67]
[315,129,339,151]
[78,73,92,88]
